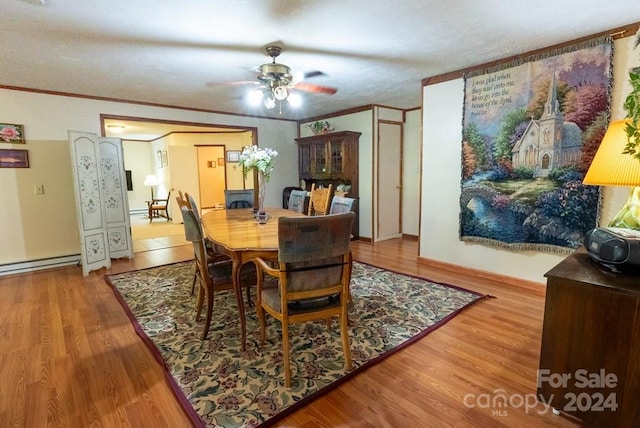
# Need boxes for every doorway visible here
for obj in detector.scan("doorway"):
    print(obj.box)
[102,115,256,251]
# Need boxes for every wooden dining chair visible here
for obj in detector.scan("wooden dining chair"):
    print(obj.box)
[225,189,254,209]
[148,189,172,222]
[175,190,188,209]
[253,211,355,387]
[287,189,307,214]
[329,196,356,214]
[307,183,333,216]
[180,192,234,295]
[180,206,257,341]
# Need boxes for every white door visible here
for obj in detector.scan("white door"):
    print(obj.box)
[69,131,133,276]
[377,121,403,241]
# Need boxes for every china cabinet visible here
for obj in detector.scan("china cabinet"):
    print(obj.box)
[296,131,360,237]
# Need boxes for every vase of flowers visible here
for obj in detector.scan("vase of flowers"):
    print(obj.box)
[238,145,278,217]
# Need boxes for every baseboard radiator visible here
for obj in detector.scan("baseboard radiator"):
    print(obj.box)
[0,254,81,277]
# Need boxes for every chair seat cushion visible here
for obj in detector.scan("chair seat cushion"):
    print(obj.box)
[261,286,340,314]
[208,261,257,286]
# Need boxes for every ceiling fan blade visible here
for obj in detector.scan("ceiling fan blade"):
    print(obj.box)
[206,80,260,88]
[293,81,337,95]
[303,70,325,79]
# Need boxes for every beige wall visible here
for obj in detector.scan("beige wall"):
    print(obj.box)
[0,90,297,266]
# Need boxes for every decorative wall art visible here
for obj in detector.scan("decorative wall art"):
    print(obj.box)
[0,123,25,144]
[460,37,612,254]
[161,150,168,167]
[156,150,163,169]
[226,150,240,163]
[0,149,29,168]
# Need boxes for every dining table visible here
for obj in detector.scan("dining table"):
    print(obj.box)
[201,207,305,350]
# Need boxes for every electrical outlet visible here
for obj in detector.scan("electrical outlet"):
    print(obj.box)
[34,184,44,195]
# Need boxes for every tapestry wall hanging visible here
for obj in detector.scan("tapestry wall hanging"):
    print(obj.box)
[460,37,612,253]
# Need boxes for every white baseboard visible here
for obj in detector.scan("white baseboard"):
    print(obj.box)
[0,254,81,276]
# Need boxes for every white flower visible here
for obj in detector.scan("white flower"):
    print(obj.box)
[238,145,278,181]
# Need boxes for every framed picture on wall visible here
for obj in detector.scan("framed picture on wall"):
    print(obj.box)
[0,149,29,168]
[226,150,240,163]
[161,150,168,166]
[156,150,163,168]
[0,123,25,144]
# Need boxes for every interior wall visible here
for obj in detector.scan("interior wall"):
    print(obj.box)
[0,88,297,265]
[420,35,639,284]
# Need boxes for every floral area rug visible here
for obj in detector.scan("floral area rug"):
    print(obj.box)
[105,261,489,427]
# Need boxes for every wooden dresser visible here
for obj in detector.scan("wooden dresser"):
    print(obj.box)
[538,250,640,427]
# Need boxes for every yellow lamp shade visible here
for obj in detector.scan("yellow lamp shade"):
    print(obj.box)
[583,119,640,186]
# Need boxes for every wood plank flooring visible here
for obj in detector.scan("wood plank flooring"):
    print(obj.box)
[0,239,582,427]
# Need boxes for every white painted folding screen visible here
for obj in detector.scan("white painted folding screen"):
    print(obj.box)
[69,131,133,276]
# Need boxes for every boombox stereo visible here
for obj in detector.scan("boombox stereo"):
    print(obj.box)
[584,227,640,272]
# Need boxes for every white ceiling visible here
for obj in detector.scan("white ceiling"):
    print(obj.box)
[2,0,640,126]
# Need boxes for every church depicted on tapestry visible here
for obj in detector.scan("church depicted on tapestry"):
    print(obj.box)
[511,74,583,177]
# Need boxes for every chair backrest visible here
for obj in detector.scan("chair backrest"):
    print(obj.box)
[176,190,188,209]
[225,189,254,209]
[282,186,303,208]
[307,183,333,216]
[329,196,356,214]
[185,192,201,224]
[179,206,207,273]
[278,212,355,293]
[287,190,307,213]
[153,189,171,206]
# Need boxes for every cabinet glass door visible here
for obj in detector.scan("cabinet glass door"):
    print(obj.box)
[314,143,326,175]
[299,144,311,176]
[330,140,343,175]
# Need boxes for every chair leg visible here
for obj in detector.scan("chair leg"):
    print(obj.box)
[256,300,266,345]
[148,206,153,223]
[201,282,214,340]
[340,307,353,371]
[283,322,291,387]
[191,265,197,295]
[195,281,205,321]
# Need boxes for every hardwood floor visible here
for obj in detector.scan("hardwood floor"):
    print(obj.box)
[0,239,581,427]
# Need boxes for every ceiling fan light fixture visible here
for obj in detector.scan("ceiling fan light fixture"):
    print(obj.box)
[273,85,288,100]
[264,95,276,109]
[247,89,264,106]
[287,92,302,107]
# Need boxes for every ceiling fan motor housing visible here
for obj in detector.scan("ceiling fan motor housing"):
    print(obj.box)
[258,63,292,85]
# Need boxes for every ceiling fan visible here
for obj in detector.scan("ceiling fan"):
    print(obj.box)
[211,44,338,111]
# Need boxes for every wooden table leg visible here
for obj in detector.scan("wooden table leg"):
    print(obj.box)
[231,259,247,351]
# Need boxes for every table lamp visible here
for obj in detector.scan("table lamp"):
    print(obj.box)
[143,174,160,200]
[583,119,640,229]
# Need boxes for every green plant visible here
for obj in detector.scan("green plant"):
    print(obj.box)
[307,120,332,134]
[622,33,640,161]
